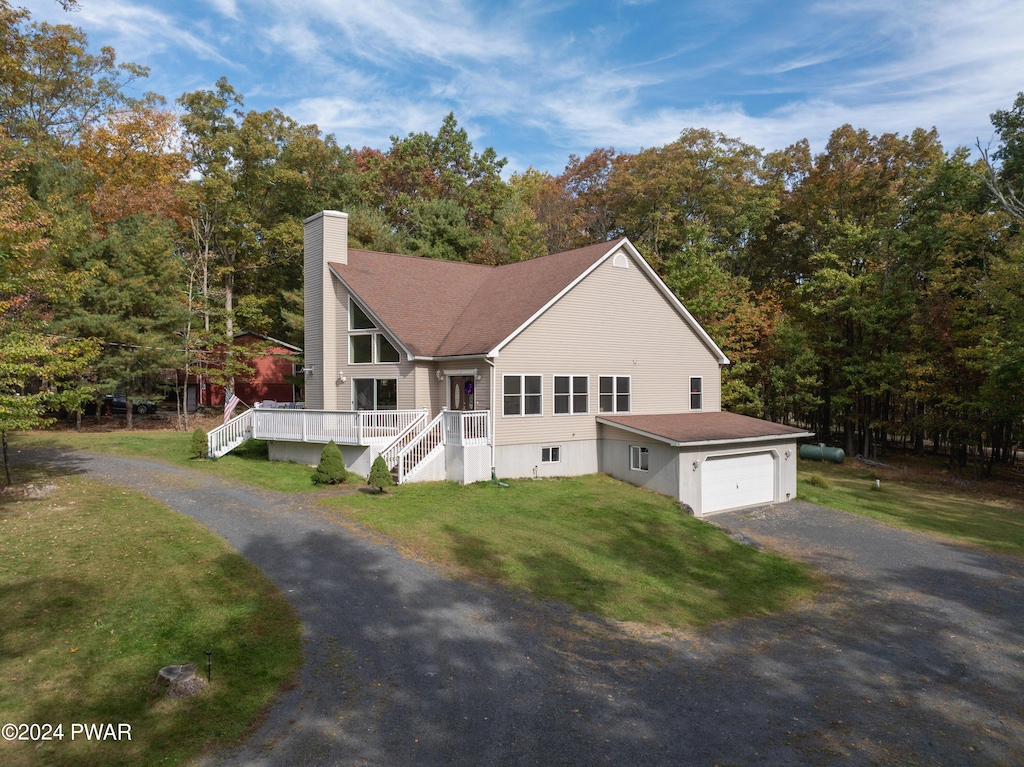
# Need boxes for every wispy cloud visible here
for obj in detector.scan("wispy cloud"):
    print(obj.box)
[266,0,528,68]
[70,0,238,68]
[15,0,1024,173]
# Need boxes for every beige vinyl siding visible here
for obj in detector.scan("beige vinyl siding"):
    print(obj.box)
[304,212,348,410]
[425,360,492,416]
[325,278,348,409]
[303,218,325,409]
[413,363,433,411]
[494,249,722,447]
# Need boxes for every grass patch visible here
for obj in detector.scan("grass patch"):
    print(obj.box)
[0,472,302,767]
[797,459,1024,556]
[9,431,334,494]
[322,474,817,628]
[804,473,830,489]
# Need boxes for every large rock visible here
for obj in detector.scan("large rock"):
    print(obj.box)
[157,663,197,685]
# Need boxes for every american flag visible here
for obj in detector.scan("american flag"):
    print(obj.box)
[223,391,241,423]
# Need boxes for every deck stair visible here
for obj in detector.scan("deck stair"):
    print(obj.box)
[378,410,429,481]
[207,409,255,458]
[394,411,447,483]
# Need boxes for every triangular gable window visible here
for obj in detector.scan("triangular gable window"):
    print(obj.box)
[350,299,376,330]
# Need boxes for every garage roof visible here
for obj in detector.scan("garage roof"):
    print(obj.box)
[597,412,813,447]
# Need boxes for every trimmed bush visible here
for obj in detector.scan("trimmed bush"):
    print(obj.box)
[190,427,208,459]
[312,440,347,485]
[368,455,394,494]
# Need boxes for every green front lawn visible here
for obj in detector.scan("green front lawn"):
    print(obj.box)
[797,459,1024,557]
[9,431,333,493]
[324,475,818,628]
[10,430,819,628]
[0,471,302,767]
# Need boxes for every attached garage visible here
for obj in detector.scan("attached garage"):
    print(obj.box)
[597,412,813,517]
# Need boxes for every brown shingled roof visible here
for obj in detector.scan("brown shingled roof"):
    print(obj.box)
[597,412,813,445]
[330,239,625,358]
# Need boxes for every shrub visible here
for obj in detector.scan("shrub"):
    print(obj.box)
[805,473,830,489]
[312,440,347,485]
[190,427,208,459]
[368,455,394,494]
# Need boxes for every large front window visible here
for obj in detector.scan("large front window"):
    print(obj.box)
[354,378,397,410]
[503,374,542,416]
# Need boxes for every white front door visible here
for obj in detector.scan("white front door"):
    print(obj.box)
[701,452,775,514]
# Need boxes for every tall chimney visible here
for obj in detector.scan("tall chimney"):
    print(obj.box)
[303,211,348,410]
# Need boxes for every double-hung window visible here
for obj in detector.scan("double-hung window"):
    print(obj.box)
[690,377,703,410]
[553,375,588,415]
[629,445,649,472]
[503,375,542,416]
[599,376,630,413]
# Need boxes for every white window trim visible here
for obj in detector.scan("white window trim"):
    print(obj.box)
[349,297,376,330]
[690,376,703,411]
[376,334,400,363]
[349,333,374,365]
[552,374,589,416]
[348,298,403,365]
[352,377,398,410]
[599,375,631,413]
[349,331,401,365]
[629,445,649,472]
[502,374,543,417]
[541,445,561,463]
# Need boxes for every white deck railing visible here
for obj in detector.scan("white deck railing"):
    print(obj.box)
[209,407,490,475]
[234,408,428,447]
[396,411,447,483]
[443,410,490,446]
[379,410,429,470]
[208,409,256,458]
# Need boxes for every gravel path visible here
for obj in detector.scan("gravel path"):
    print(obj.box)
[30,448,1024,766]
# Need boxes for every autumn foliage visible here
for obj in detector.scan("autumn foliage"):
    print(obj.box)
[2,0,1023,480]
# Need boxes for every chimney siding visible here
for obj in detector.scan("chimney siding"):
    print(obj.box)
[303,211,348,410]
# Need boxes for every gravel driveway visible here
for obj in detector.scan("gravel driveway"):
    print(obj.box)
[32,449,1024,766]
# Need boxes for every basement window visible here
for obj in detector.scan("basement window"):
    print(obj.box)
[541,446,561,464]
[629,445,649,472]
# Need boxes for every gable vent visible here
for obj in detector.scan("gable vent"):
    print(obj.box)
[612,252,629,269]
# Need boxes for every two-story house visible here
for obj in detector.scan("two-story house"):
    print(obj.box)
[210,210,810,517]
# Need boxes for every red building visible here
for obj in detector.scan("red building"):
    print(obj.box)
[182,333,302,412]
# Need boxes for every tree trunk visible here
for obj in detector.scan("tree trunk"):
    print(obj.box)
[224,266,235,401]
[126,397,134,431]
[2,430,12,486]
[913,400,925,455]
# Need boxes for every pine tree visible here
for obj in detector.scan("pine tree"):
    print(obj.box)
[368,455,394,494]
[190,427,208,459]
[312,441,346,485]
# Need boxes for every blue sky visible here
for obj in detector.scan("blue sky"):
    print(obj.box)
[20,0,1024,174]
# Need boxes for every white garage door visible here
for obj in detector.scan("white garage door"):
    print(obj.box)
[701,453,775,514]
